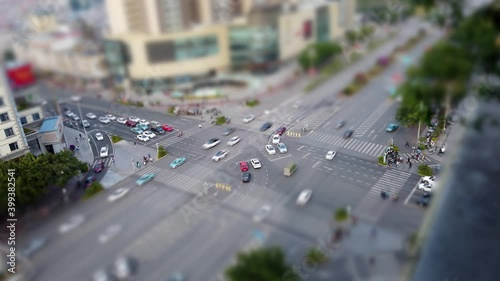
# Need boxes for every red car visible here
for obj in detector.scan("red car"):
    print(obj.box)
[125,120,137,127]
[275,126,286,135]
[94,166,103,173]
[239,161,249,172]
[162,124,174,132]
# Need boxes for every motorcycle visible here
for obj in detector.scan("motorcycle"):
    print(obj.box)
[178,132,183,137]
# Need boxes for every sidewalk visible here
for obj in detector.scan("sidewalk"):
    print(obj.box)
[63,126,95,165]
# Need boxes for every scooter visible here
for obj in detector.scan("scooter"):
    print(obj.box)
[438,146,446,154]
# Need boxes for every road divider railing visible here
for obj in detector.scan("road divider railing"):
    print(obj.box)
[215,183,232,192]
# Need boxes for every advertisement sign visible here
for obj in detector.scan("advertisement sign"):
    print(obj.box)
[6,63,36,90]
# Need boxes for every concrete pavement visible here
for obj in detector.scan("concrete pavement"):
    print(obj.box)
[63,126,94,165]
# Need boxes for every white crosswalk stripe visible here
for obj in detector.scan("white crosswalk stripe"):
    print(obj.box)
[136,166,206,194]
[243,121,283,134]
[92,157,113,168]
[354,101,393,137]
[306,131,431,162]
[157,124,214,147]
[368,169,412,198]
[289,106,338,132]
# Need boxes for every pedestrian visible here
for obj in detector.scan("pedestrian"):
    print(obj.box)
[76,145,80,151]
[405,141,409,148]
[75,136,78,142]
[148,153,151,159]
[409,162,413,169]
[79,133,82,139]
[412,146,415,152]
[199,124,202,128]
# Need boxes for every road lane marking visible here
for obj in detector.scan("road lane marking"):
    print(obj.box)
[302,153,310,158]
[312,161,321,168]
[404,182,421,204]
[297,145,304,151]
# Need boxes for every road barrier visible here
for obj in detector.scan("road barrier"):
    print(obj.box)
[286,131,301,137]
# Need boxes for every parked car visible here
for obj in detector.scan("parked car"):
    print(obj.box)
[136,124,148,131]
[131,128,144,134]
[143,131,156,138]
[117,118,127,124]
[137,134,149,142]
[105,114,116,121]
[170,157,187,168]
[129,116,140,122]
[212,150,228,162]
[386,123,399,132]
[100,147,108,157]
[136,174,155,185]
[277,143,287,153]
[243,115,255,123]
[271,134,280,144]
[151,127,165,134]
[260,122,272,131]
[98,117,110,124]
[227,136,241,146]
[150,121,161,128]
[125,120,137,127]
[265,145,276,155]
[139,119,149,126]
[86,112,97,119]
[326,151,336,160]
[203,138,220,149]
[250,158,262,169]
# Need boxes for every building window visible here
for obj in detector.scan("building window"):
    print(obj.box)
[0,97,4,106]
[4,127,14,137]
[20,116,27,124]
[32,113,40,121]
[9,142,19,152]
[0,112,9,122]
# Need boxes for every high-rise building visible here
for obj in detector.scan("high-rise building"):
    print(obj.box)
[103,0,356,93]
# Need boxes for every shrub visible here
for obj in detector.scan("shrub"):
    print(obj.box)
[245,99,260,107]
[378,155,386,165]
[418,144,427,151]
[158,146,167,159]
[368,65,382,76]
[306,247,329,264]
[354,72,368,85]
[389,144,400,152]
[343,83,359,95]
[334,207,349,222]
[418,164,433,176]
[80,162,89,173]
[83,182,104,200]
[167,105,175,114]
[215,116,227,125]
[136,101,144,107]
[111,135,123,143]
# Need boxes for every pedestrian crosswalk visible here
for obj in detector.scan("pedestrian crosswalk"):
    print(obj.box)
[156,124,214,147]
[306,131,431,162]
[353,101,393,137]
[92,157,113,168]
[367,169,412,198]
[137,165,206,194]
[289,106,338,132]
[243,121,283,134]
[223,187,287,213]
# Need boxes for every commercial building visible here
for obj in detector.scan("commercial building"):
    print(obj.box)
[0,62,66,161]
[103,0,356,93]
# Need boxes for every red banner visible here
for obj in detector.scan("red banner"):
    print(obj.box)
[6,64,36,89]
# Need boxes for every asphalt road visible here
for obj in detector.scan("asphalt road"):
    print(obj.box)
[22,18,440,281]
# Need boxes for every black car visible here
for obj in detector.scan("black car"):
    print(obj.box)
[260,122,273,131]
[151,127,165,135]
[84,176,96,188]
[223,127,235,136]
[417,192,432,207]
[242,172,251,182]
[343,129,354,139]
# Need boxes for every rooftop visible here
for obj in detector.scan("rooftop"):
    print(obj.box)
[39,116,60,133]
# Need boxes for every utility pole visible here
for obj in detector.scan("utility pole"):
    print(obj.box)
[416,102,424,146]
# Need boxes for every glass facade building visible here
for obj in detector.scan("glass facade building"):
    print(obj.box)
[103,40,129,83]
[316,6,330,42]
[229,25,279,71]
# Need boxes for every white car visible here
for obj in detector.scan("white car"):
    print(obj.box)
[59,215,85,233]
[271,134,280,144]
[265,145,276,155]
[65,111,74,117]
[227,136,241,146]
[326,151,336,160]
[251,158,262,169]
[98,225,122,244]
[117,117,127,124]
[129,116,140,122]
[243,115,255,123]
[137,134,149,142]
[86,112,97,119]
[99,117,110,124]
[418,181,436,192]
[150,121,161,128]
[100,147,108,157]
[72,115,80,121]
[421,176,436,185]
[203,138,221,149]
[105,114,116,121]
[143,131,156,138]
[108,188,129,202]
[212,150,228,162]
[139,119,150,126]
[253,205,271,222]
[81,120,91,128]
[114,256,132,280]
[95,133,104,141]
[277,143,287,153]
[296,189,313,205]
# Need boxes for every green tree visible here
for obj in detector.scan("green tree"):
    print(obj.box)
[334,207,349,223]
[215,116,227,125]
[225,246,301,281]
[345,30,358,46]
[84,182,104,200]
[418,164,433,176]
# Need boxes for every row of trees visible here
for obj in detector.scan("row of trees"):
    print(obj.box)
[396,2,499,127]
[0,151,87,216]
